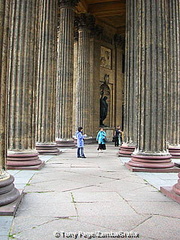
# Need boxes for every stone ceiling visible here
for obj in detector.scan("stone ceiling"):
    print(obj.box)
[76,0,126,35]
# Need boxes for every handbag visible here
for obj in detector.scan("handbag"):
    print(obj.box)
[103,137,107,142]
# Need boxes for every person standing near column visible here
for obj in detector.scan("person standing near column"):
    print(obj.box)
[96,127,107,152]
[76,127,87,158]
[114,126,123,147]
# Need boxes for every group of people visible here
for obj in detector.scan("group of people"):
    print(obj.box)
[113,125,123,147]
[76,126,122,158]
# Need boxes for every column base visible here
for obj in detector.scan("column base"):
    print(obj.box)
[0,175,20,209]
[169,146,180,159]
[160,173,180,203]
[125,154,180,172]
[160,186,180,204]
[36,143,61,155]
[0,190,23,216]
[118,144,135,157]
[6,152,44,170]
[174,162,180,167]
[56,139,75,147]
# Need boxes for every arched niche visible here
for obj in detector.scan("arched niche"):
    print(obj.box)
[99,74,112,127]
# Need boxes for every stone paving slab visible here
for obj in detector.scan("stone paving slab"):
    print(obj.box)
[77,215,149,232]
[1,144,179,240]
[133,215,180,240]
[16,192,77,217]
[24,179,97,193]
[75,201,137,216]
[116,187,173,202]
[11,216,112,240]
[8,170,37,189]
[129,200,180,217]
[136,172,178,190]
[0,216,13,237]
[96,178,148,194]
[72,191,124,203]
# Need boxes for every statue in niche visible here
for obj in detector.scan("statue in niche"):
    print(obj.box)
[100,95,108,126]
[100,74,110,126]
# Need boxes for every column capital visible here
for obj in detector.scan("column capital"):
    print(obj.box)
[58,0,79,8]
[75,13,95,31]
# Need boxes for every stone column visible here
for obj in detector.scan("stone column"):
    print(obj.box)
[0,0,20,207]
[114,34,124,129]
[35,0,60,155]
[6,0,43,169]
[119,0,137,157]
[90,26,101,138]
[160,0,180,204]
[127,0,174,171]
[72,27,78,137]
[167,0,180,158]
[56,0,79,147]
[75,14,93,136]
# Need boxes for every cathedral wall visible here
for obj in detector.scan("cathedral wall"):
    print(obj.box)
[91,26,124,137]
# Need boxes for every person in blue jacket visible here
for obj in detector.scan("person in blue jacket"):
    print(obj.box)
[96,127,107,152]
[76,127,87,158]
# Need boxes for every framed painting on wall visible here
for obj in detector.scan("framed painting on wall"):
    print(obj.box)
[100,46,112,69]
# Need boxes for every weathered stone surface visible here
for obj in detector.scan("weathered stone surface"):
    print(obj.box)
[7,0,43,169]
[127,0,173,169]
[36,0,59,155]
[118,144,135,157]
[75,14,91,135]
[0,0,19,210]
[6,144,180,240]
[122,0,138,152]
[167,0,180,157]
[56,1,76,141]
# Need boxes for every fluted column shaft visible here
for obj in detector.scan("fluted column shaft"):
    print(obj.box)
[36,0,59,154]
[0,0,7,171]
[8,0,37,151]
[7,0,43,169]
[137,0,168,153]
[73,34,78,136]
[128,0,173,169]
[56,1,78,140]
[124,0,138,145]
[76,17,91,135]
[119,0,137,156]
[0,0,20,206]
[168,0,180,157]
[160,0,180,203]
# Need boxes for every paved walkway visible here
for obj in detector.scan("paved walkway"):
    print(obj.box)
[1,143,180,240]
